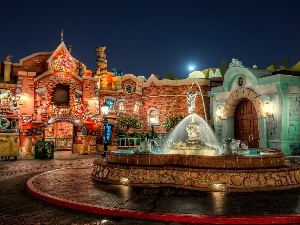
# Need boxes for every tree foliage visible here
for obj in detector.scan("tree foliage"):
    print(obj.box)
[272,61,280,70]
[220,59,228,76]
[165,71,176,80]
[115,115,143,147]
[283,57,291,69]
[115,115,142,131]
[162,115,184,130]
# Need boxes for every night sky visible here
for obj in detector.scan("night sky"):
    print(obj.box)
[1,0,300,79]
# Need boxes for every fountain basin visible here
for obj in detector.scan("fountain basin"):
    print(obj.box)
[105,149,285,169]
[91,151,300,192]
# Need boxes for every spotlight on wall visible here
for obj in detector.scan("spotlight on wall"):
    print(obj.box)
[216,107,223,120]
[264,99,274,118]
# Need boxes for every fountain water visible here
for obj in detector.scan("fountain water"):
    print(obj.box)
[132,140,158,154]
[164,113,221,156]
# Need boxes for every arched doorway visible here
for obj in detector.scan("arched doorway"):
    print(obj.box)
[234,99,259,148]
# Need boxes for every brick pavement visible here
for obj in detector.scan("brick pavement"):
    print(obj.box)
[1,152,300,225]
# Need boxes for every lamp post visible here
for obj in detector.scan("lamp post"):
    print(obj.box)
[150,115,155,140]
[101,102,109,158]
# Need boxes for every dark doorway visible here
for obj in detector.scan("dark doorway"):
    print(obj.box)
[234,99,259,148]
[52,84,70,106]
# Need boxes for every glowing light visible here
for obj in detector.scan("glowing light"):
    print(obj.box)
[120,178,129,184]
[188,65,195,71]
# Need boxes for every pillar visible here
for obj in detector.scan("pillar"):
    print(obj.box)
[257,116,268,148]
[79,135,88,155]
[220,118,234,140]
[88,135,97,154]
[4,55,12,82]
[24,136,33,156]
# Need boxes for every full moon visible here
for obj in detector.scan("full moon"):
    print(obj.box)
[188,66,195,71]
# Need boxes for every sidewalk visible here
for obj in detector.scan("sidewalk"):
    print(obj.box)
[2,151,300,224]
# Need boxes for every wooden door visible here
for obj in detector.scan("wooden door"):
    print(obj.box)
[234,99,259,148]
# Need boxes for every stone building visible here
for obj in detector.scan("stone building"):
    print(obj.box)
[210,58,300,155]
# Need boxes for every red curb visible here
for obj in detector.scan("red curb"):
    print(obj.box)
[27,175,300,225]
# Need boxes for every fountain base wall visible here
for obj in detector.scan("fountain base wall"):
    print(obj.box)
[91,153,300,192]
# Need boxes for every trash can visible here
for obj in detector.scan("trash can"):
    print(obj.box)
[34,141,54,159]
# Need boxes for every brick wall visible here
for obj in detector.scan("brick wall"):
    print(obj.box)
[115,78,211,132]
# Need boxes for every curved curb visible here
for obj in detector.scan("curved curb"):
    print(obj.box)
[27,172,300,224]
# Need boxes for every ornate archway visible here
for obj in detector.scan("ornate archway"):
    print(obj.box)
[223,88,264,118]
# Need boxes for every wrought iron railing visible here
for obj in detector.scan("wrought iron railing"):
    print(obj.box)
[117,138,142,147]
[117,134,169,148]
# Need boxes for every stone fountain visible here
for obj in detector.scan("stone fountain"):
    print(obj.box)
[91,89,300,192]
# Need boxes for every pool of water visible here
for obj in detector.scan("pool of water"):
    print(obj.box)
[242,149,261,156]
[113,147,166,155]
[112,148,268,156]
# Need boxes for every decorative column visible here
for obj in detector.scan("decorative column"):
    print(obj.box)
[221,118,234,140]
[95,46,108,90]
[220,118,234,141]
[88,135,97,154]
[257,116,267,148]
[79,134,88,155]
[4,55,12,82]
[24,136,33,156]
[276,83,291,154]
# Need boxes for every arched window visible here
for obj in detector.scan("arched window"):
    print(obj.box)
[105,99,114,110]
[133,101,142,115]
[116,98,125,114]
[147,107,160,125]
[118,101,124,111]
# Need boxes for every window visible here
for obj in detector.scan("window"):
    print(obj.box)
[105,99,115,111]
[125,84,133,94]
[134,104,139,112]
[116,98,125,113]
[133,101,142,114]
[103,96,116,112]
[52,84,70,106]
[118,101,124,111]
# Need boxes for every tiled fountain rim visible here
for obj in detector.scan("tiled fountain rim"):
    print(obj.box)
[104,150,286,169]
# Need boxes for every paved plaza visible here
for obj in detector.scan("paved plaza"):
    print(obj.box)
[0,151,300,225]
